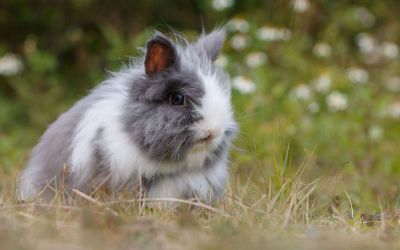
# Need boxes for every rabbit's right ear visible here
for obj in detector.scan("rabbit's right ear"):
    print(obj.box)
[192,28,226,62]
[145,33,177,76]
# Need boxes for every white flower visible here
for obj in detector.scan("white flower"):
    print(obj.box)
[356,33,377,54]
[346,67,369,84]
[291,0,310,13]
[385,77,400,92]
[256,26,291,42]
[381,42,399,59]
[211,0,233,11]
[326,91,348,112]
[0,53,24,76]
[227,18,250,33]
[313,42,332,58]
[214,54,228,68]
[292,84,312,101]
[354,7,375,28]
[245,52,267,68]
[308,102,320,114]
[230,34,249,50]
[232,76,256,94]
[369,125,383,141]
[387,102,400,119]
[313,73,331,93]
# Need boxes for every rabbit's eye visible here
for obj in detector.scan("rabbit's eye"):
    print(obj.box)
[169,92,185,105]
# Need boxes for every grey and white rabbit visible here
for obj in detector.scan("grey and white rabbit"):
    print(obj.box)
[18,29,237,204]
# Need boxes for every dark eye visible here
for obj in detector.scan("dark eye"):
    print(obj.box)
[169,92,185,105]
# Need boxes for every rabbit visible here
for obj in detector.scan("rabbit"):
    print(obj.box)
[17,28,238,205]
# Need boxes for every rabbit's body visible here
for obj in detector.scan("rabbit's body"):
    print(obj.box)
[18,29,237,204]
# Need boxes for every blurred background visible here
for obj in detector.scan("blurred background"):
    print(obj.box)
[0,0,399,207]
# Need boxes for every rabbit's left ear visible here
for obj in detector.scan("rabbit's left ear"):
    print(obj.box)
[145,33,177,76]
[193,28,226,62]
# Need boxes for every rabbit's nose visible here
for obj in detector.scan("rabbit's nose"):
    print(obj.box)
[197,130,217,143]
[203,131,215,141]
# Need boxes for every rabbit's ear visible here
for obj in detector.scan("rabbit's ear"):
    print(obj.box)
[193,28,226,62]
[145,33,177,76]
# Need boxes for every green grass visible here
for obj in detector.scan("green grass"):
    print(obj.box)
[1,138,400,250]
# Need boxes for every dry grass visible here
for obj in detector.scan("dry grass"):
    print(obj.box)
[1,152,400,250]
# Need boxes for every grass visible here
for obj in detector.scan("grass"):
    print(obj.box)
[1,140,400,250]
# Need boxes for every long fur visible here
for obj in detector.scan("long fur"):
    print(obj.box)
[18,29,237,205]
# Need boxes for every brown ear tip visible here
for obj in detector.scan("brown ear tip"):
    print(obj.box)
[145,36,176,75]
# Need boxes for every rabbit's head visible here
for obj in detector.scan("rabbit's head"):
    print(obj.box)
[123,29,237,162]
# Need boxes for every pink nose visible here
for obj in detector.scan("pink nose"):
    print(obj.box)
[205,132,214,140]
[200,131,215,142]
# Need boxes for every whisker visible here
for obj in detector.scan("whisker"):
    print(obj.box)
[234,111,260,120]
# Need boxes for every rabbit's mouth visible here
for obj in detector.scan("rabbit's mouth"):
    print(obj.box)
[194,129,223,146]
[191,132,222,154]
[197,133,215,144]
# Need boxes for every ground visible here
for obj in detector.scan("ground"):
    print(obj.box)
[1,150,400,250]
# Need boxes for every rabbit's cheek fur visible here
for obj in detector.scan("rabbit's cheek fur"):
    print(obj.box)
[190,71,234,148]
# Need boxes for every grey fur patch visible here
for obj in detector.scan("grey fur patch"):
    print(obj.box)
[123,65,206,162]
[18,94,99,198]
